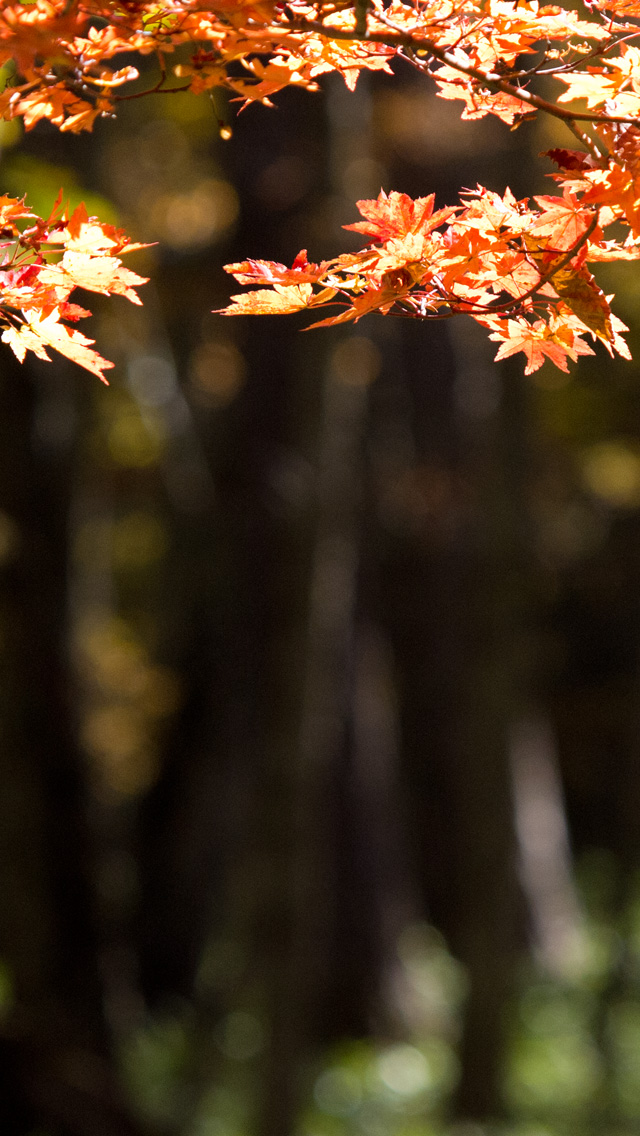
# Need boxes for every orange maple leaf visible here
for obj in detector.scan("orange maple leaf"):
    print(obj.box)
[223,251,328,285]
[344,191,457,242]
[531,192,596,251]
[487,317,595,374]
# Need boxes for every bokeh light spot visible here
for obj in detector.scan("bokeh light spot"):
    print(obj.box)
[376,1044,431,1097]
[107,410,166,468]
[331,336,381,387]
[582,440,640,508]
[314,1066,362,1117]
[215,1012,265,1061]
[149,179,238,249]
[112,512,167,570]
[0,511,20,566]
[189,339,246,406]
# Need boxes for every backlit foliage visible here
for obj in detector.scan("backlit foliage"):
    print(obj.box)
[5,0,640,372]
[0,191,147,381]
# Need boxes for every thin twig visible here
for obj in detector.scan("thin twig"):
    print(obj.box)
[564,120,606,160]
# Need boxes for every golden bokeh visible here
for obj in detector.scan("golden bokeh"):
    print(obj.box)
[582,440,640,509]
[189,339,247,406]
[112,512,168,571]
[75,615,181,796]
[148,178,239,250]
[107,410,167,468]
[331,336,382,388]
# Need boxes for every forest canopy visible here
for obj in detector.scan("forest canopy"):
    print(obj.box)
[3,0,640,374]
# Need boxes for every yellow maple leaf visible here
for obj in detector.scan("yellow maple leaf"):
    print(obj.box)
[215,283,314,315]
[38,251,148,304]
[2,312,114,383]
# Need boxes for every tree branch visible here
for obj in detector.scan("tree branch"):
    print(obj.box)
[283,14,640,126]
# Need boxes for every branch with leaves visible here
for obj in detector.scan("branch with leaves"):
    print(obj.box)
[3,0,640,374]
[218,185,633,374]
[0,192,147,381]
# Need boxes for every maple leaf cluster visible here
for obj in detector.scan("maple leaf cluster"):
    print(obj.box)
[0,192,147,381]
[3,0,640,373]
[0,0,630,125]
[219,186,635,374]
[0,0,396,128]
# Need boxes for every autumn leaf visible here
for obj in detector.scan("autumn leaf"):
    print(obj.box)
[220,173,637,375]
[2,313,115,383]
[545,149,594,173]
[0,190,149,379]
[62,205,151,255]
[435,71,533,125]
[38,252,148,305]
[586,240,640,262]
[215,284,315,315]
[306,280,412,327]
[531,192,595,251]
[487,316,595,374]
[344,191,457,242]
[551,263,613,342]
[224,251,328,285]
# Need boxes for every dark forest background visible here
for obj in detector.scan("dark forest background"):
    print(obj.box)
[2,52,640,1136]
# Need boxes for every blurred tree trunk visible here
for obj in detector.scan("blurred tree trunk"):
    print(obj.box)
[252,75,397,1136]
[375,320,526,1120]
[0,361,151,1135]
